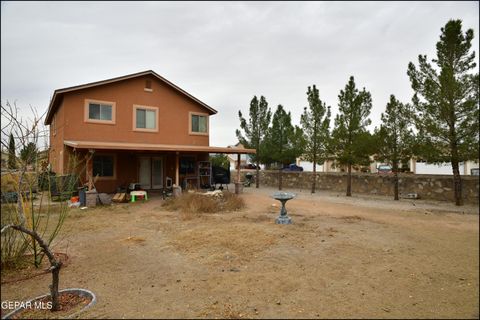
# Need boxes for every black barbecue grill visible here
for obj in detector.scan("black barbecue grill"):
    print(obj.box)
[212,166,230,190]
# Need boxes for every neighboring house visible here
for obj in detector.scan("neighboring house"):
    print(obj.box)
[298,156,479,175]
[412,159,479,175]
[227,142,249,171]
[45,70,255,193]
[296,158,371,173]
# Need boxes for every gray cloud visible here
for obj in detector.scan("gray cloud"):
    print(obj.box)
[1,1,479,147]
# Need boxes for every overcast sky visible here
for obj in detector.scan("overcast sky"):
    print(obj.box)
[1,1,479,148]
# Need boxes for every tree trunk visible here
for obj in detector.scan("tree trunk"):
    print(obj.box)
[11,225,62,311]
[452,160,463,206]
[255,160,260,188]
[50,265,61,311]
[278,167,283,190]
[393,162,399,200]
[311,161,317,194]
[346,163,352,196]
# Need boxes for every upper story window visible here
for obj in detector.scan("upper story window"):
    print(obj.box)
[84,99,116,124]
[133,105,158,132]
[189,112,208,135]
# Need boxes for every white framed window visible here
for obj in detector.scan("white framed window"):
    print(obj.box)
[133,105,158,132]
[84,99,116,124]
[189,112,208,135]
[92,153,116,180]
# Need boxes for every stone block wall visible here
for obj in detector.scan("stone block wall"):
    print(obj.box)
[233,170,479,204]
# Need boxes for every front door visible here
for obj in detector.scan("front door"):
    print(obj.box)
[138,157,164,189]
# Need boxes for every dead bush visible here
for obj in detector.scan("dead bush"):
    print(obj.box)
[222,192,245,211]
[162,191,245,216]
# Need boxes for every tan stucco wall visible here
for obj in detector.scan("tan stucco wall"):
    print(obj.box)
[49,75,213,174]
[49,101,66,173]
[61,75,210,146]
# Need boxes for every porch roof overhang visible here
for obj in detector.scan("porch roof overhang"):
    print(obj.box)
[64,140,256,154]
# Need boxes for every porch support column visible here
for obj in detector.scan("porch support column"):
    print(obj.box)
[87,149,95,191]
[175,152,179,187]
[237,153,241,183]
[235,153,242,194]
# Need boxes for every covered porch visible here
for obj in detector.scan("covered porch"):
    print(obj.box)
[63,140,255,194]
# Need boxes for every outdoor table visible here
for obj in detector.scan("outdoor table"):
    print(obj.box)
[130,190,148,202]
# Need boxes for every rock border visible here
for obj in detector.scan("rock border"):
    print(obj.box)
[2,288,96,319]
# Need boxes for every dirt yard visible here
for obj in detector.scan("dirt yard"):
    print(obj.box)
[1,187,479,319]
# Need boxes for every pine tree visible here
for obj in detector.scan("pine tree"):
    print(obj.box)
[300,85,331,193]
[331,76,373,196]
[375,95,415,200]
[8,133,16,169]
[407,20,479,206]
[236,96,272,188]
[20,142,38,166]
[264,105,305,190]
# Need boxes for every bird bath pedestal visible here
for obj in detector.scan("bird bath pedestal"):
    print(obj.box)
[272,191,295,224]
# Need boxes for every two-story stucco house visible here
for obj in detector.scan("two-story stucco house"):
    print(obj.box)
[45,70,255,193]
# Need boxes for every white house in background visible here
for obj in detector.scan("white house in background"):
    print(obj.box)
[296,158,372,173]
[297,157,479,175]
[227,143,250,170]
[413,159,479,175]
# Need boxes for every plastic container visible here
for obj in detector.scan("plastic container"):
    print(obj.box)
[78,187,86,207]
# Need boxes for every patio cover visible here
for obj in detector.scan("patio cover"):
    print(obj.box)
[64,140,255,190]
[64,140,256,154]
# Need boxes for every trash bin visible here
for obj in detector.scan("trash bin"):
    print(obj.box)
[78,187,86,207]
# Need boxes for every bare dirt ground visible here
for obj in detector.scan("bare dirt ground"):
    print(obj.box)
[1,186,479,319]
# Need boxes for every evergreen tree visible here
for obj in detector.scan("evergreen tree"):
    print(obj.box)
[300,85,331,193]
[264,105,305,190]
[236,96,272,188]
[374,95,415,200]
[20,142,38,166]
[331,76,373,196]
[209,154,230,169]
[407,19,479,206]
[8,133,16,169]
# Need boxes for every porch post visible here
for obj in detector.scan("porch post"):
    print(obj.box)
[175,152,179,186]
[235,153,243,194]
[87,149,95,191]
[237,153,241,183]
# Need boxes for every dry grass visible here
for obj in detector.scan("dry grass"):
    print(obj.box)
[122,236,146,244]
[1,172,38,192]
[162,191,245,218]
[169,223,278,265]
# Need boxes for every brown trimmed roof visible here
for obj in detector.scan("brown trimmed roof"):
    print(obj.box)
[44,70,218,125]
[64,140,256,154]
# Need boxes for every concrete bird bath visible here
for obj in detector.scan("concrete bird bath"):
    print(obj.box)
[272,191,295,224]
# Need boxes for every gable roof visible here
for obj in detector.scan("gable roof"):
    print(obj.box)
[44,70,217,125]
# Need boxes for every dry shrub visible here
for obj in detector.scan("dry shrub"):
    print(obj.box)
[162,191,245,215]
[1,172,37,192]
[222,192,245,211]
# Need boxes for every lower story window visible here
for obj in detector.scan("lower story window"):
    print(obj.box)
[180,156,195,174]
[93,155,114,177]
